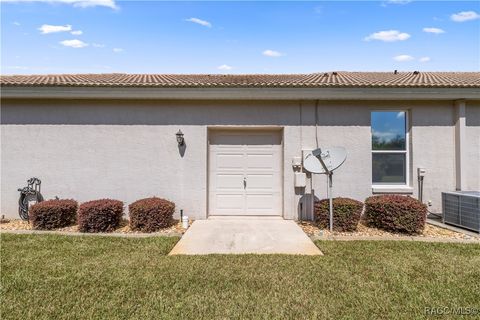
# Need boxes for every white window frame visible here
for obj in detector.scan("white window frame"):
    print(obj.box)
[371,110,410,188]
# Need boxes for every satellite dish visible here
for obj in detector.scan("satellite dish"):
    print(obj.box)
[303,147,347,174]
[302,146,347,233]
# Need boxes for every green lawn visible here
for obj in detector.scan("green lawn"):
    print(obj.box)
[1,234,479,319]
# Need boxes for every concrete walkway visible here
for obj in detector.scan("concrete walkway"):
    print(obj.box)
[169,219,322,255]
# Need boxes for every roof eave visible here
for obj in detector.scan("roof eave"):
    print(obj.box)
[2,86,480,100]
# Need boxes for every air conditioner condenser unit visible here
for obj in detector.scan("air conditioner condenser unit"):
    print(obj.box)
[442,191,480,234]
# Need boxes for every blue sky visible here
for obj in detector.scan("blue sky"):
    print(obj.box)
[1,0,479,74]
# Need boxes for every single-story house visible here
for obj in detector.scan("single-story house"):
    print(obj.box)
[1,72,479,220]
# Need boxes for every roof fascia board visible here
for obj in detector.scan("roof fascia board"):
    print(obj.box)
[2,86,480,100]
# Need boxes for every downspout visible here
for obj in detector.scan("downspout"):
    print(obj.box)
[454,99,467,191]
[315,99,320,148]
[298,100,304,219]
[311,100,320,220]
[299,100,303,149]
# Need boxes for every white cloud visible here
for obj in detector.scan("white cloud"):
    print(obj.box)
[451,11,480,22]
[71,30,83,35]
[423,27,445,34]
[419,56,431,62]
[313,5,322,14]
[5,65,29,70]
[396,112,405,119]
[185,17,212,28]
[112,47,123,53]
[393,54,414,61]
[262,49,284,57]
[92,43,105,48]
[60,39,88,48]
[13,21,20,26]
[1,0,117,9]
[386,0,412,4]
[38,24,72,34]
[364,30,410,42]
[217,64,233,71]
[70,0,116,8]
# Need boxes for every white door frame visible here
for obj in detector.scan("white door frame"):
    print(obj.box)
[207,127,284,218]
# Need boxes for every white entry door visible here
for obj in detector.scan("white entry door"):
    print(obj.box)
[209,130,283,216]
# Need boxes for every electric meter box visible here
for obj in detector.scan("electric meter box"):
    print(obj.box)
[294,172,307,188]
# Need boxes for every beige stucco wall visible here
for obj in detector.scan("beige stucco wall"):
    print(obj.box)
[410,102,456,210]
[466,102,480,191]
[1,98,478,219]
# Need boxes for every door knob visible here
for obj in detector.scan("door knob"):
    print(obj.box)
[243,177,247,189]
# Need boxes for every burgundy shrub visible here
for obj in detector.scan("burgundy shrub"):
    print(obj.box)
[129,197,175,232]
[29,199,78,230]
[314,197,363,232]
[364,195,427,235]
[78,199,124,233]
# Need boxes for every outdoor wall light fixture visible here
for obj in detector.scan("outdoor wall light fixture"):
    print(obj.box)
[176,129,185,146]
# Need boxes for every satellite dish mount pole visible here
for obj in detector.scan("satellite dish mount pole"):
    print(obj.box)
[313,149,334,232]
[327,171,333,232]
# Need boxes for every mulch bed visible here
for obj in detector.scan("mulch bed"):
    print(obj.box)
[0,218,188,235]
[298,220,479,240]
[2,217,477,240]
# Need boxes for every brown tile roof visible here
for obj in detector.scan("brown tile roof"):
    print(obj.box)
[1,72,479,88]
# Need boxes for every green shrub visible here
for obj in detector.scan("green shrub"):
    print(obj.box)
[364,195,427,235]
[314,197,363,232]
[78,199,123,233]
[129,197,175,232]
[29,199,78,230]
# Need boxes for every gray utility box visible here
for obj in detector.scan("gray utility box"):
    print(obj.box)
[442,191,480,234]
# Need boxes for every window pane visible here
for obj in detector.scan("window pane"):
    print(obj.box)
[372,153,406,184]
[372,111,406,150]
